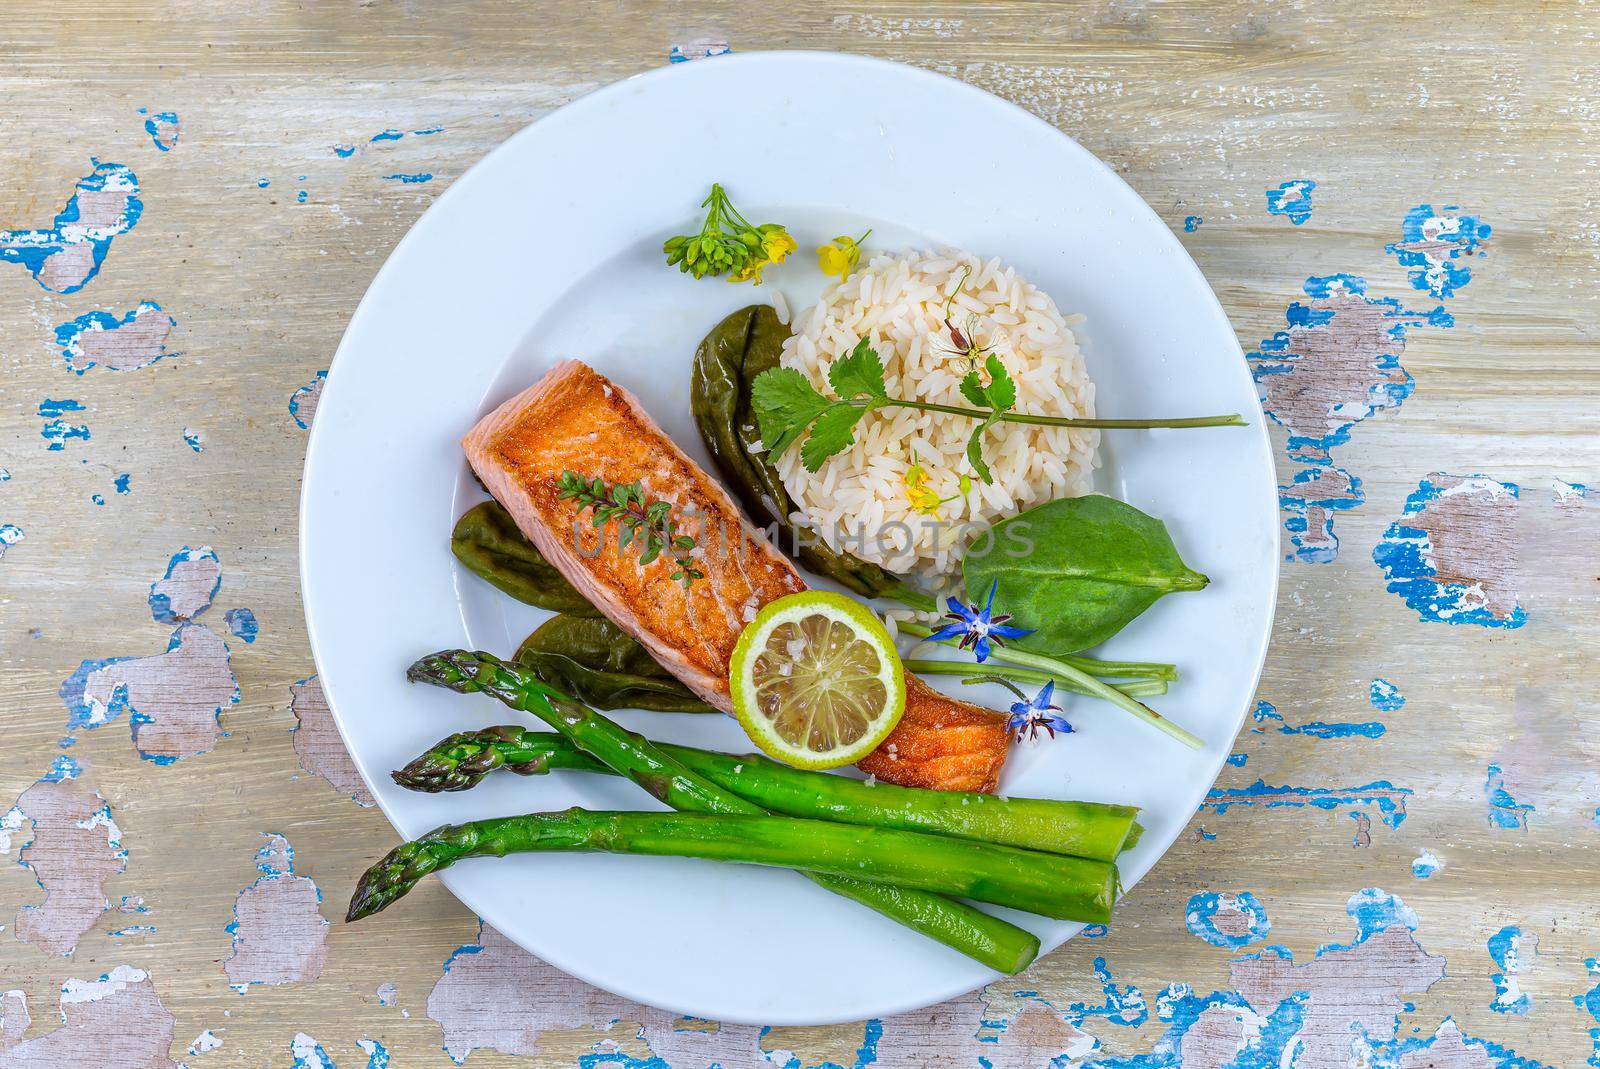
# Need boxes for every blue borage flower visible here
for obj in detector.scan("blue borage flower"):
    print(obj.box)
[927,579,1034,663]
[1008,681,1073,742]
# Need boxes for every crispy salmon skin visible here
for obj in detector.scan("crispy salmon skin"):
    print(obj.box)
[463,360,1010,792]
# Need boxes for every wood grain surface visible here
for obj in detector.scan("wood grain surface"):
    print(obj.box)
[2,3,1598,1067]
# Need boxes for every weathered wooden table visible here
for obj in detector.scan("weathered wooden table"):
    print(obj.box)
[3,4,1597,1067]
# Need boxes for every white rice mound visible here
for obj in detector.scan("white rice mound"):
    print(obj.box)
[774,248,1099,583]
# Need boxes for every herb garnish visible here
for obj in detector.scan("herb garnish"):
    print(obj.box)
[926,579,1035,662]
[663,184,795,284]
[817,230,872,280]
[556,472,704,588]
[938,268,1002,370]
[1004,681,1074,742]
[750,339,1247,483]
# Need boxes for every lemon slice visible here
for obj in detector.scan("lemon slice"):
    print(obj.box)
[729,591,906,769]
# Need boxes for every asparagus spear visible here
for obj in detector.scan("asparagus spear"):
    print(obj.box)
[397,651,1043,973]
[395,726,1142,863]
[348,807,1119,924]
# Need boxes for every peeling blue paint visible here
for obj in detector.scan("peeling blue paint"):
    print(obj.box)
[1486,763,1534,830]
[359,1039,391,1069]
[1183,215,1202,232]
[1203,778,1411,829]
[142,110,180,151]
[333,144,357,158]
[0,523,22,559]
[39,398,90,450]
[290,1033,338,1069]
[1488,925,1535,1015]
[55,301,175,373]
[1226,752,1248,766]
[1386,205,1490,299]
[0,160,143,293]
[1265,180,1316,224]
[1342,886,1420,940]
[1374,1019,1551,1069]
[1276,463,1362,562]
[1369,679,1405,711]
[297,190,309,204]
[384,172,434,184]
[1577,957,1600,1068]
[1062,957,1148,1027]
[1186,891,1271,948]
[257,178,271,188]
[1249,274,1450,562]
[1412,850,1442,879]
[1081,924,1109,938]
[290,370,327,429]
[762,1018,882,1069]
[1249,699,1384,740]
[59,656,135,734]
[1374,475,1527,628]
[114,474,131,495]
[1252,275,1450,456]
[184,428,204,453]
[224,608,259,644]
[371,129,406,142]
[1081,984,1307,1069]
[41,754,83,783]
[108,924,156,937]
[669,41,732,62]
[149,546,222,623]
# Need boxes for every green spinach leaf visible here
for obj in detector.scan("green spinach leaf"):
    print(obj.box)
[963,494,1208,654]
[451,501,596,615]
[691,304,928,606]
[515,614,715,713]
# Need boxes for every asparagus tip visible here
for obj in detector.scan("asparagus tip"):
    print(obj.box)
[346,840,431,921]
[392,728,531,793]
[406,649,483,689]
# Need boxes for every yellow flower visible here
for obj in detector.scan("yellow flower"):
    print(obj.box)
[758,224,797,265]
[728,225,796,285]
[904,455,956,517]
[817,230,872,280]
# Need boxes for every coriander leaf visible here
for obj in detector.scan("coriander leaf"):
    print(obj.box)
[965,411,1004,484]
[751,367,831,458]
[983,353,1017,412]
[800,403,869,472]
[828,338,888,401]
[959,354,1017,414]
[958,370,988,409]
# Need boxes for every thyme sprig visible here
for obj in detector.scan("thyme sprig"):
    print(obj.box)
[556,472,704,588]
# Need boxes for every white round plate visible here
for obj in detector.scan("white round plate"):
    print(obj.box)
[301,51,1278,1026]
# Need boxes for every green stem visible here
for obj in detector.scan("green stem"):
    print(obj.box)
[393,726,1143,863]
[1054,655,1177,682]
[882,398,1245,430]
[889,583,939,614]
[399,651,1042,973]
[349,808,1118,925]
[902,659,1167,699]
[888,596,1174,681]
[896,622,1203,749]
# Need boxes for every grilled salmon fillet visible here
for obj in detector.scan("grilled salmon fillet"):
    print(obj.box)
[462,359,1011,793]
